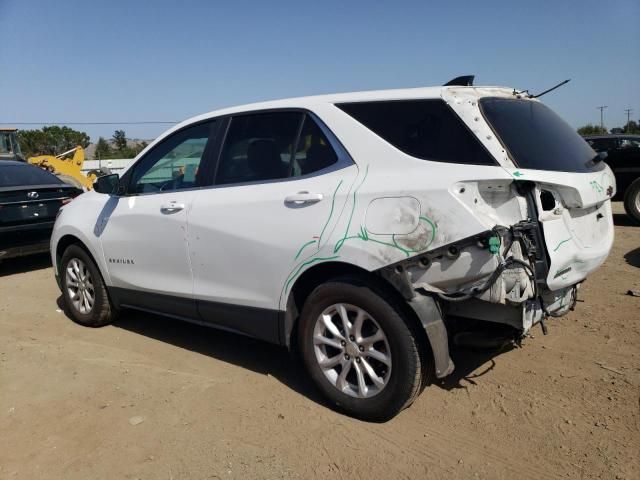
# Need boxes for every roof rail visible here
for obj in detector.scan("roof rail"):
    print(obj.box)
[443,75,475,87]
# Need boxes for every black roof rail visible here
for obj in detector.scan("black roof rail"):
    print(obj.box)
[443,75,475,87]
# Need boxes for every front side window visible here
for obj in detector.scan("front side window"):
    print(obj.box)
[337,99,496,165]
[129,121,215,194]
[480,97,603,173]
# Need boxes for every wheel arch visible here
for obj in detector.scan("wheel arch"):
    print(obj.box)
[55,234,108,286]
[281,261,430,355]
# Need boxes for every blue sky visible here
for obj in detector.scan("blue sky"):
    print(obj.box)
[2,0,639,141]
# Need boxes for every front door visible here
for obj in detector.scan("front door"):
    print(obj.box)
[99,121,217,316]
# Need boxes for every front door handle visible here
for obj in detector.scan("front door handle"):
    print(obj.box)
[160,201,185,214]
[284,192,324,205]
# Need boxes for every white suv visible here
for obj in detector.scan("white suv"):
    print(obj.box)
[51,79,615,421]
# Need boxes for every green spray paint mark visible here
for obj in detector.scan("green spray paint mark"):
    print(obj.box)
[553,238,572,252]
[284,255,340,294]
[284,164,439,297]
[488,236,501,254]
[334,164,370,254]
[513,171,524,177]
[417,216,437,250]
[339,216,438,258]
[589,180,604,193]
[317,179,343,249]
[294,240,317,261]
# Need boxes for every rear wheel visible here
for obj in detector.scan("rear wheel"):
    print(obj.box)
[60,244,116,327]
[623,178,640,225]
[299,276,427,421]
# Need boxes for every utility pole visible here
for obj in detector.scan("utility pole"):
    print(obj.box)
[624,108,633,132]
[597,106,608,131]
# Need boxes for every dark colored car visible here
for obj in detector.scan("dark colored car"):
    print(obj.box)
[583,135,640,223]
[0,161,82,261]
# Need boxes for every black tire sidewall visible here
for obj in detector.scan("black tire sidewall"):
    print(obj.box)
[60,245,111,327]
[623,179,640,224]
[299,278,421,421]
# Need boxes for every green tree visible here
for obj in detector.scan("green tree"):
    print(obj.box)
[112,130,128,152]
[17,126,90,158]
[623,120,640,134]
[577,124,608,136]
[94,137,112,159]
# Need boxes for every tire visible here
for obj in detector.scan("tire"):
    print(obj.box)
[60,244,117,327]
[298,276,428,421]
[623,178,640,225]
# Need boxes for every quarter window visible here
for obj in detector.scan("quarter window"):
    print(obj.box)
[337,100,496,165]
[129,122,215,194]
[292,116,338,177]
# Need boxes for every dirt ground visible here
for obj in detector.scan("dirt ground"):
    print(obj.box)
[1,203,638,480]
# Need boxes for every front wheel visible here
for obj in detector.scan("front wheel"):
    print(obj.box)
[299,276,428,421]
[60,244,117,327]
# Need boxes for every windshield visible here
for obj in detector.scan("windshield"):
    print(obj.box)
[480,98,602,173]
[0,132,23,157]
[0,164,63,187]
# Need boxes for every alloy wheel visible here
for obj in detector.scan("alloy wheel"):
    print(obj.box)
[65,258,95,314]
[312,303,392,398]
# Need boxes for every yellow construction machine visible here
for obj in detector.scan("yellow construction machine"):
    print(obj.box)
[1,128,100,190]
[28,146,97,190]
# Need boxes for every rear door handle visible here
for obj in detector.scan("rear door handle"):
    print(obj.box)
[160,201,185,214]
[284,192,324,205]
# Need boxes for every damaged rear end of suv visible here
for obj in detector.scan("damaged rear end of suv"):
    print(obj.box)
[295,80,615,419]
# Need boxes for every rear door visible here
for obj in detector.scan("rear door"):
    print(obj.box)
[98,121,218,316]
[188,111,358,342]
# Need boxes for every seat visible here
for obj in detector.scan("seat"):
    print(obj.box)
[247,139,286,181]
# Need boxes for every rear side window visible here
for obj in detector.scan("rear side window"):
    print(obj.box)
[337,100,496,165]
[215,112,339,185]
[216,112,302,185]
[0,164,63,187]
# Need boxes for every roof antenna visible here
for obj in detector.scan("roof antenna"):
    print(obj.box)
[443,75,475,87]
[530,79,571,98]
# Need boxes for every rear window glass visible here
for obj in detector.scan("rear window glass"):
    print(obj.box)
[336,99,496,165]
[480,98,602,173]
[0,164,63,187]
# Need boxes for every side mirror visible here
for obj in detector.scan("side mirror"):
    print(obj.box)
[93,174,120,194]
